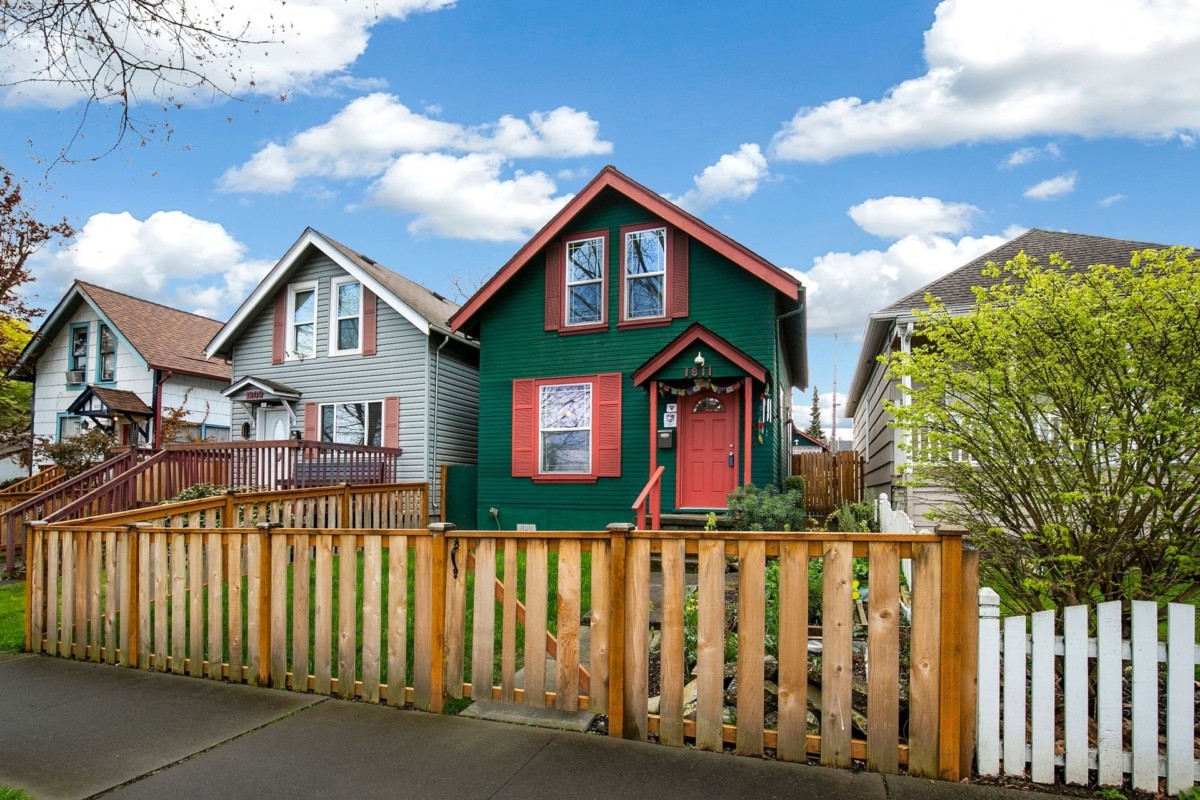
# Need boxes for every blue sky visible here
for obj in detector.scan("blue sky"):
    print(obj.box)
[3,0,1198,439]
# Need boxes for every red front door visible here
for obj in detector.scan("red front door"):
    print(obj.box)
[678,391,738,508]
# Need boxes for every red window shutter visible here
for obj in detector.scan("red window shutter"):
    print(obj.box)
[544,241,563,331]
[670,230,689,318]
[383,396,400,448]
[304,402,319,440]
[362,288,377,356]
[272,289,287,364]
[596,373,622,477]
[512,379,536,477]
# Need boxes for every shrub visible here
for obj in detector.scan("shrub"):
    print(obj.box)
[33,428,114,476]
[826,500,878,532]
[725,483,806,532]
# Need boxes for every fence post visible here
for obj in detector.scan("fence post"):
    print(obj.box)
[976,587,1001,776]
[123,522,142,667]
[935,523,968,781]
[605,522,632,739]
[254,521,277,686]
[427,522,454,714]
[340,483,351,528]
[23,522,34,652]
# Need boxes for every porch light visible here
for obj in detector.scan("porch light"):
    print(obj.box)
[694,351,705,368]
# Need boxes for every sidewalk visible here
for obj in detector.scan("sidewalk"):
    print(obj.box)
[0,653,1056,800]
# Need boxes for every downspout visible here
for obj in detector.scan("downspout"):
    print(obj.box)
[26,368,36,475]
[431,333,450,515]
[153,369,173,449]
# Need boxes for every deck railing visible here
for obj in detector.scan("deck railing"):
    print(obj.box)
[0,465,65,498]
[26,519,978,782]
[631,465,665,530]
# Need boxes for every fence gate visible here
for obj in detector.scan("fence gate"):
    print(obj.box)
[793,451,863,515]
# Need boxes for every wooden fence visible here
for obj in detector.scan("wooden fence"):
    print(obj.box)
[793,451,863,515]
[977,593,1199,795]
[26,514,980,781]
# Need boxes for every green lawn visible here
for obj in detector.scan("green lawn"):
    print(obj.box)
[0,581,25,653]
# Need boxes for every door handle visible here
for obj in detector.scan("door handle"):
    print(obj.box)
[728,453,734,467]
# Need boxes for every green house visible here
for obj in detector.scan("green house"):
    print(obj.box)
[450,167,807,530]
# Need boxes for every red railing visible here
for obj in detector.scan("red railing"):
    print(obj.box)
[632,465,665,530]
[0,465,65,497]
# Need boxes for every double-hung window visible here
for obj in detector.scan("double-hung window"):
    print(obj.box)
[287,281,317,360]
[70,324,89,379]
[623,226,667,320]
[329,277,362,355]
[538,382,592,474]
[320,401,383,447]
[98,324,116,382]
[565,234,605,327]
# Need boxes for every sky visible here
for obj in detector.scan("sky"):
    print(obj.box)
[3,0,1198,441]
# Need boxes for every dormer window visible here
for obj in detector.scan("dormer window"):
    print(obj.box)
[329,277,362,355]
[622,225,667,322]
[287,280,317,360]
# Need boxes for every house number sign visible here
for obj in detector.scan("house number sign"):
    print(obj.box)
[683,366,713,378]
[245,390,264,400]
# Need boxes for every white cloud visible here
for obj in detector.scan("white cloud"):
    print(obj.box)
[787,231,1010,336]
[771,0,1200,162]
[1002,142,1061,168]
[848,196,980,238]
[792,389,852,444]
[670,144,770,212]
[1024,172,1077,200]
[0,0,455,108]
[1099,193,1127,207]
[367,153,572,242]
[35,211,272,319]
[221,94,612,193]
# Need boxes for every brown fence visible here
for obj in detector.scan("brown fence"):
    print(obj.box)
[793,451,864,515]
[26,512,978,782]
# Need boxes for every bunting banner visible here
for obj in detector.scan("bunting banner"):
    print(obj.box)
[658,379,743,397]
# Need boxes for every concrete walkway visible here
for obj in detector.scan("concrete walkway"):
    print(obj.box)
[0,653,1058,800]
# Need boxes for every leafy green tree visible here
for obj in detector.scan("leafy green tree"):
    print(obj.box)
[805,386,825,443]
[885,248,1200,613]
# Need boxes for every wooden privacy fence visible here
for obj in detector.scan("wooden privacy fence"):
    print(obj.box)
[26,521,979,781]
[977,593,1198,795]
[794,451,863,515]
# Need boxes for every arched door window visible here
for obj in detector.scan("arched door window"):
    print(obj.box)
[693,397,724,413]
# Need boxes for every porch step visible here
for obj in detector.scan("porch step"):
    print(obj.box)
[658,512,734,531]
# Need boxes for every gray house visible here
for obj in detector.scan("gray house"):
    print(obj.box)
[206,228,479,515]
[844,229,1165,528]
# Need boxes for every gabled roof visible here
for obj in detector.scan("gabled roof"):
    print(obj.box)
[222,376,302,399]
[791,425,830,451]
[845,228,1173,416]
[632,323,768,386]
[67,386,154,418]
[11,281,230,382]
[449,165,803,334]
[207,228,472,359]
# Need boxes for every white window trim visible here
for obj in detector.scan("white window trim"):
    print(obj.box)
[328,276,363,356]
[286,280,319,361]
[537,381,593,475]
[564,235,605,327]
[623,227,668,320]
[318,400,383,447]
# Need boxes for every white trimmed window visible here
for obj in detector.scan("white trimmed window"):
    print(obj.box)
[320,401,383,446]
[287,280,318,360]
[624,227,666,319]
[98,324,116,382]
[538,382,592,474]
[565,235,604,326]
[329,277,362,355]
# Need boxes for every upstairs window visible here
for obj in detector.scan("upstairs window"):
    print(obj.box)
[287,281,317,360]
[565,235,605,327]
[330,277,362,355]
[98,324,116,382]
[623,226,667,320]
[70,324,89,376]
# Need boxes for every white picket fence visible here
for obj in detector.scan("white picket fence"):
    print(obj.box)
[977,593,1199,795]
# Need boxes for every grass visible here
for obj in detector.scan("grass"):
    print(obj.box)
[0,786,33,800]
[0,581,25,653]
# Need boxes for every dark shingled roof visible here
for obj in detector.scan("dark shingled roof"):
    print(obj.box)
[315,231,462,334]
[84,386,154,416]
[76,282,230,381]
[881,229,1170,315]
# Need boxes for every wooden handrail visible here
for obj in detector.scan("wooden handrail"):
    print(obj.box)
[631,465,665,530]
[0,465,64,496]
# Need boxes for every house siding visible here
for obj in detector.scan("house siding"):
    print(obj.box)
[228,251,432,484]
[859,357,898,502]
[427,339,479,516]
[474,191,786,530]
